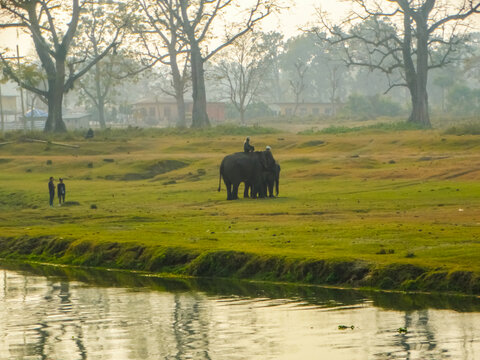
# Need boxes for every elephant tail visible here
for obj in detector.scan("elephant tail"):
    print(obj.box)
[218,163,223,192]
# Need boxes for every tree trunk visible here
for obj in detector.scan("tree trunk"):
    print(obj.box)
[44,56,68,132]
[293,91,299,116]
[171,56,186,128]
[190,43,210,128]
[95,63,106,129]
[240,109,246,125]
[330,89,337,117]
[408,87,430,126]
[407,23,431,128]
[44,81,67,133]
[175,94,186,128]
[330,67,338,117]
[98,99,106,129]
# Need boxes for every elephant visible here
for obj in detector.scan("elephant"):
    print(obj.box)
[265,162,281,197]
[244,162,280,198]
[218,151,276,200]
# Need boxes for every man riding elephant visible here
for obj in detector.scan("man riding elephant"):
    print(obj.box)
[218,150,276,200]
[244,136,254,152]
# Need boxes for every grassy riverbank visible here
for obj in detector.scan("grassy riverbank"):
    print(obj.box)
[1,124,480,293]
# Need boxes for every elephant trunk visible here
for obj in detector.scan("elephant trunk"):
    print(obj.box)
[275,164,280,196]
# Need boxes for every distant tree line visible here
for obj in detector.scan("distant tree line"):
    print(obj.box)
[1,0,479,132]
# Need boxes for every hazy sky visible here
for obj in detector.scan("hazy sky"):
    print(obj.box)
[265,0,349,37]
[1,0,479,56]
[0,0,347,54]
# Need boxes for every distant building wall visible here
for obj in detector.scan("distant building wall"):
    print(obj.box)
[270,103,340,117]
[132,98,226,126]
[64,114,92,130]
[0,95,17,114]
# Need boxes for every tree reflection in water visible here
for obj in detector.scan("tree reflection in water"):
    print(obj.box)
[0,261,480,359]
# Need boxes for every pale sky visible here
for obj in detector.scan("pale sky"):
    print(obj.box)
[1,0,479,57]
[0,0,346,56]
[264,0,349,37]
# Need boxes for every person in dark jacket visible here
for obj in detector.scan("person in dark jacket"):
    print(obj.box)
[48,177,55,207]
[85,128,94,139]
[57,178,66,205]
[244,136,254,152]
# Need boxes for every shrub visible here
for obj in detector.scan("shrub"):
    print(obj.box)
[298,121,423,135]
[444,122,480,135]
[340,93,405,119]
[446,85,480,116]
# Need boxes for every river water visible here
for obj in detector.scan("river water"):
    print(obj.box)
[1,261,480,360]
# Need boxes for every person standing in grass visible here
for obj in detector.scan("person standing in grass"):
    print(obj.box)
[57,178,66,205]
[48,177,55,207]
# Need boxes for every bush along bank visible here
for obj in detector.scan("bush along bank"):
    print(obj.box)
[1,235,480,295]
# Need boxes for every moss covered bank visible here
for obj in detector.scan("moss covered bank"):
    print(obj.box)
[2,235,480,295]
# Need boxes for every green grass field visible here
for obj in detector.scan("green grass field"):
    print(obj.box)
[1,124,480,292]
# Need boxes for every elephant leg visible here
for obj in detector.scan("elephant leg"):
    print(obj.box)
[251,184,257,198]
[257,183,266,198]
[226,182,233,200]
[244,183,250,198]
[268,183,274,197]
[232,184,240,200]
[253,183,263,198]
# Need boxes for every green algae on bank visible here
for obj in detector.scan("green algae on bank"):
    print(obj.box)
[1,235,480,294]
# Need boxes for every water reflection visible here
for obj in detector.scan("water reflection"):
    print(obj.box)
[1,260,480,359]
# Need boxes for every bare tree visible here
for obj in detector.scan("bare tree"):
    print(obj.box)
[215,32,268,125]
[136,0,190,127]
[316,0,480,127]
[261,31,284,103]
[322,48,348,117]
[73,3,134,129]
[0,0,128,132]
[174,0,278,128]
[289,61,308,116]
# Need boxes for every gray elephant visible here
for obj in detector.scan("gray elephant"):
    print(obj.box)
[244,162,280,198]
[218,151,276,200]
[265,162,281,197]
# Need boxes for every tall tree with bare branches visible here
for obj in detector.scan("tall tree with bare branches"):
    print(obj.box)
[174,0,279,128]
[215,32,270,125]
[316,0,480,127]
[0,0,129,132]
[135,0,190,127]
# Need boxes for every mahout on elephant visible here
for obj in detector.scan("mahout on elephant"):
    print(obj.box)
[218,150,276,200]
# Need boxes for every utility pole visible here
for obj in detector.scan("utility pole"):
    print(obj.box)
[16,45,26,133]
[0,83,4,136]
